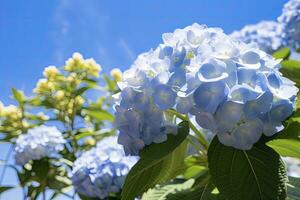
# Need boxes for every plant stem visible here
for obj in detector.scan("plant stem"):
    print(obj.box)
[188,118,209,150]
[42,190,46,200]
[0,144,13,200]
[187,135,202,151]
[0,144,13,185]
[166,109,209,150]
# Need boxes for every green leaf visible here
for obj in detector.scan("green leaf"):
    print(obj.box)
[141,179,195,200]
[31,159,50,182]
[276,121,300,141]
[12,88,25,104]
[82,78,98,88]
[184,154,208,179]
[267,139,300,158]
[83,109,114,122]
[272,47,291,60]
[103,74,117,91]
[74,86,90,96]
[166,183,225,200]
[208,136,287,200]
[48,175,72,191]
[121,121,189,200]
[0,186,13,194]
[288,176,300,200]
[184,165,208,179]
[185,154,208,167]
[74,131,95,140]
[280,60,300,87]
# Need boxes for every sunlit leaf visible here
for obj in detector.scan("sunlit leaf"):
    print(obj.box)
[121,121,189,200]
[267,139,300,158]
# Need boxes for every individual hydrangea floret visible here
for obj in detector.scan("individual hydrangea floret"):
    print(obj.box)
[14,125,66,165]
[278,0,300,48]
[71,136,138,199]
[230,21,283,53]
[114,23,298,155]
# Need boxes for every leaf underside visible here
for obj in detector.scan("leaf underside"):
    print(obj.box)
[208,137,287,200]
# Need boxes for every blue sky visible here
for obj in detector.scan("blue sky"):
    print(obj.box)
[0,0,288,199]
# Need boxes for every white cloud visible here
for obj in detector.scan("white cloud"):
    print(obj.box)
[50,0,136,69]
[51,0,110,64]
[118,38,135,61]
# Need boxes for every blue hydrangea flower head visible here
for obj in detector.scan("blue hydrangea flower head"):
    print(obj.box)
[14,125,66,165]
[278,0,300,48]
[230,21,283,53]
[71,136,138,199]
[114,23,298,154]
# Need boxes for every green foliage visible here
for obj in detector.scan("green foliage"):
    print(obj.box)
[277,121,300,141]
[0,186,13,194]
[0,53,121,199]
[121,121,189,200]
[141,179,195,200]
[208,137,287,200]
[287,176,300,200]
[166,184,225,200]
[273,47,291,60]
[267,139,300,158]
[280,60,300,87]
[83,109,114,122]
[184,154,208,179]
[12,88,25,104]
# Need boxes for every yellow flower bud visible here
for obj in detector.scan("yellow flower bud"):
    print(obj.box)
[34,79,55,93]
[85,58,101,77]
[54,90,65,100]
[11,122,19,128]
[37,112,49,121]
[65,59,74,71]
[43,66,59,78]
[75,96,85,105]
[85,138,96,146]
[1,105,22,120]
[72,52,83,62]
[22,120,29,128]
[110,68,123,82]
[67,73,78,83]
[65,53,84,72]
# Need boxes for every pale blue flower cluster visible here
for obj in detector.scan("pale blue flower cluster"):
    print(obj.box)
[230,21,283,53]
[14,125,66,165]
[278,0,300,48]
[231,0,300,52]
[114,23,298,154]
[71,136,138,199]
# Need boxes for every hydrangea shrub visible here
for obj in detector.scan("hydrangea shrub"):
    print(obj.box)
[15,125,66,165]
[72,136,138,199]
[230,21,283,53]
[115,23,298,155]
[278,0,300,48]
[0,53,122,200]
[231,0,300,53]
[115,23,300,200]
[0,1,300,199]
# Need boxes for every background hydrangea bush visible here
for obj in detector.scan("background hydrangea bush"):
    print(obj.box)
[0,0,300,199]
[231,0,300,53]
[15,125,66,166]
[72,136,138,199]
